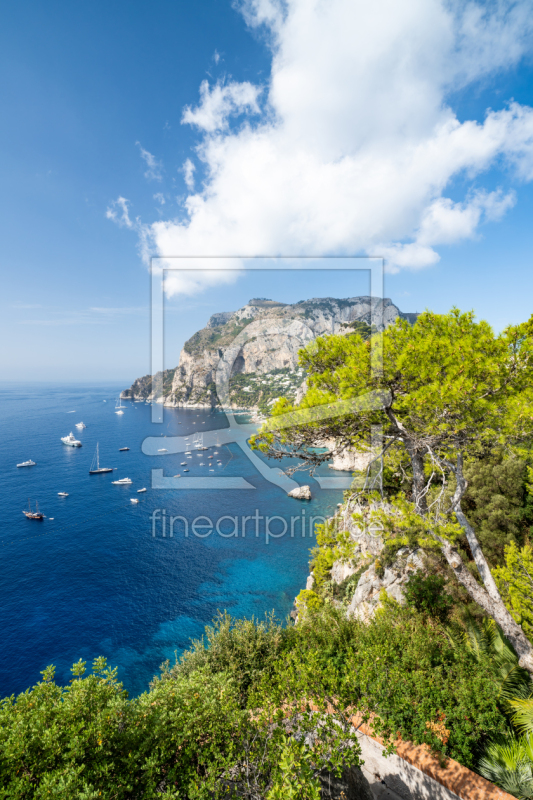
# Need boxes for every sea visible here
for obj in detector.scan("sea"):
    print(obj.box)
[0,383,345,698]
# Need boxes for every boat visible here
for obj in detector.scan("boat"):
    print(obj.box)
[137,488,146,493]
[89,443,113,474]
[199,462,205,466]
[23,499,44,520]
[75,422,86,429]
[17,460,35,468]
[183,469,189,472]
[112,477,132,485]
[173,474,181,477]
[130,498,139,504]
[181,462,187,466]
[158,448,168,452]
[185,451,192,455]
[119,447,129,452]
[115,397,125,415]
[61,432,82,447]
[58,492,69,497]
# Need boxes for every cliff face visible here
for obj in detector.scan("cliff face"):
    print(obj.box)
[124,296,416,408]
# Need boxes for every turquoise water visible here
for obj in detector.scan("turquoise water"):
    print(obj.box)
[0,383,344,697]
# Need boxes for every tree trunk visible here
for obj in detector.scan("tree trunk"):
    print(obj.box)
[440,540,533,674]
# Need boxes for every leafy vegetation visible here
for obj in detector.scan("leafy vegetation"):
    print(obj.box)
[253,309,533,672]
[0,605,514,797]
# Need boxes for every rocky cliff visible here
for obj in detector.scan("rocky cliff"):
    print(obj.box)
[123,296,417,410]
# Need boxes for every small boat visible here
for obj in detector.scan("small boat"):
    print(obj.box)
[158,448,168,452]
[89,443,113,474]
[183,469,189,472]
[119,447,129,452]
[23,499,44,520]
[173,474,181,478]
[115,397,125,415]
[185,451,192,455]
[75,422,86,429]
[137,488,147,493]
[199,462,205,466]
[17,460,35,468]
[61,432,82,447]
[208,455,213,459]
[112,477,132,485]
[49,517,54,520]
[130,498,139,504]
[181,462,187,466]
[57,492,69,497]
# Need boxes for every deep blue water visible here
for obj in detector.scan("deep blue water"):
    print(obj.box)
[0,383,344,698]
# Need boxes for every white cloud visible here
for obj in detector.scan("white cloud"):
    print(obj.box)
[136,142,163,181]
[213,49,221,65]
[106,196,134,228]
[111,0,533,294]
[182,158,196,190]
[182,80,261,132]
[153,192,166,205]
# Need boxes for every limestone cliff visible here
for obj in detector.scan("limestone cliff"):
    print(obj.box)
[123,296,417,409]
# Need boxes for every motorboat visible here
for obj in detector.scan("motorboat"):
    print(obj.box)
[75,422,86,429]
[130,498,139,504]
[158,448,168,452]
[57,492,69,497]
[17,460,35,468]
[181,462,187,466]
[89,443,113,474]
[185,451,192,455]
[173,474,181,478]
[112,477,132,485]
[137,488,147,493]
[23,499,44,520]
[183,469,189,472]
[61,432,82,447]
[119,447,129,452]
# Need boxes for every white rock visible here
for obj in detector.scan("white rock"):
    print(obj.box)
[288,485,312,500]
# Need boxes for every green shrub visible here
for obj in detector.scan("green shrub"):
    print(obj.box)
[404,571,453,622]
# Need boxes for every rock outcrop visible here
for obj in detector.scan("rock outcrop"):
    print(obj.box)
[346,549,424,622]
[288,485,312,500]
[123,296,418,408]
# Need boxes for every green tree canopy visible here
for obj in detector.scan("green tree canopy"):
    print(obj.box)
[252,309,533,672]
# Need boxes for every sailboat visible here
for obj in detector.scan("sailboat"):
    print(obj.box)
[89,443,113,474]
[23,499,44,520]
[115,397,125,415]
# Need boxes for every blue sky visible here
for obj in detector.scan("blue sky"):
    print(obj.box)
[2,0,533,382]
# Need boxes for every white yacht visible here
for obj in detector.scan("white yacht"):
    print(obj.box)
[58,492,69,497]
[137,488,146,493]
[130,498,139,503]
[61,432,82,447]
[17,460,35,468]
[75,422,86,429]
[112,477,132,485]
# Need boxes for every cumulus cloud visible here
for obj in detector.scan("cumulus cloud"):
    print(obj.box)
[182,158,196,190]
[110,0,533,295]
[182,80,261,132]
[136,142,163,181]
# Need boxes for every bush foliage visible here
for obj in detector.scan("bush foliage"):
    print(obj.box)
[0,605,511,796]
